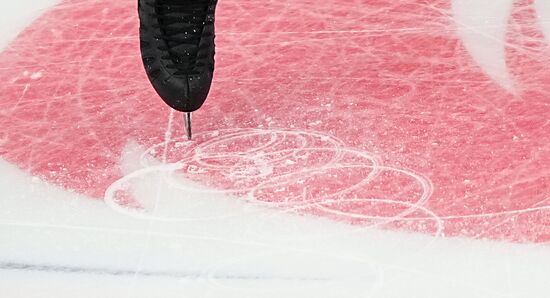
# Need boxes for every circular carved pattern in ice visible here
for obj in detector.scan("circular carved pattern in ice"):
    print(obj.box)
[105,128,441,236]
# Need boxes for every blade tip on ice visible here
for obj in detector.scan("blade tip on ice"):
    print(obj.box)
[184,112,192,140]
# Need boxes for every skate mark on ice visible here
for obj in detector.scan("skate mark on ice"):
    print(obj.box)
[104,128,440,235]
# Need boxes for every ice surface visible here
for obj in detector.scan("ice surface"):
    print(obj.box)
[0,0,59,48]
[0,0,549,296]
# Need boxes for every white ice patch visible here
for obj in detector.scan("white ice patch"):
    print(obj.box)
[0,0,61,51]
[535,0,550,45]
[0,147,549,296]
[30,72,43,80]
[452,0,516,92]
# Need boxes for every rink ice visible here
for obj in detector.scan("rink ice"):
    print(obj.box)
[0,0,549,296]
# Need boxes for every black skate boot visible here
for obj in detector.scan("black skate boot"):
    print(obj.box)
[138,0,217,138]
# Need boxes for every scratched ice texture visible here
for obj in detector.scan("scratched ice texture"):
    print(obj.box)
[0,0,549,243]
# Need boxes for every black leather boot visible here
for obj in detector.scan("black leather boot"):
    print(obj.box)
[139,0,217,113]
